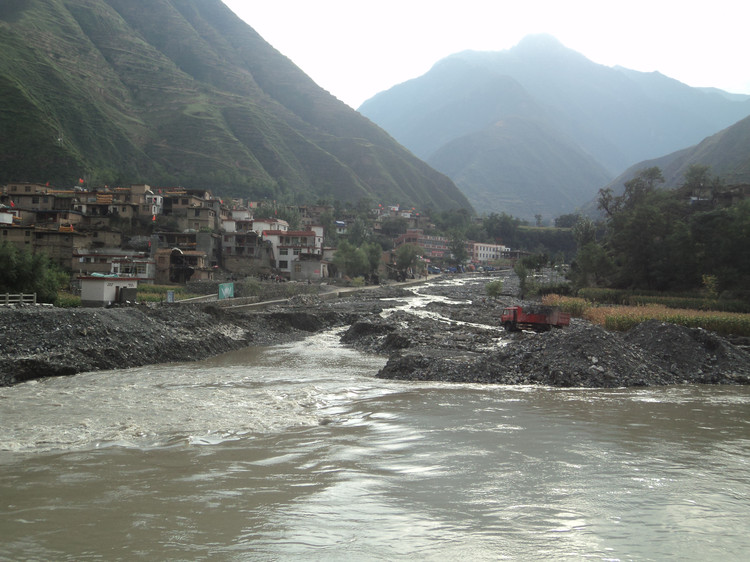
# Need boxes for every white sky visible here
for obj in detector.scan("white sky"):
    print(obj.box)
[223,0,750,109]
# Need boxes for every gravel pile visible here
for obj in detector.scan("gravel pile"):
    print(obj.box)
[0,303,346,386]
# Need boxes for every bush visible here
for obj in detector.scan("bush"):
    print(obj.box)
[537,282,572,296]
[485,279,503,298]
[55,292,81,308]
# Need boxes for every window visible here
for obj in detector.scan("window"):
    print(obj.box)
[279,260,288,269]
[293,249,300,255]
[294,263,302,273]
[280,249,288,255]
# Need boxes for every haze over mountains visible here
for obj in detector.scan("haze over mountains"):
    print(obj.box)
[359,35,750,220]
[0,0,471,211]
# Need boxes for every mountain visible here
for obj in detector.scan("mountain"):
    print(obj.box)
[602,114,750,194]
[0,0,471,211]
[359,34,750,219]
[429,116,612,219]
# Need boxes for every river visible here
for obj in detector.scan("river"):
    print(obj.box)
[2,283,750,560]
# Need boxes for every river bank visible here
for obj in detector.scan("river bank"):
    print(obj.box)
[2,272,749,387]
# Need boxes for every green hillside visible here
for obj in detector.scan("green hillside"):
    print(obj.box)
[0,0,471,210]
[602,115,750,196]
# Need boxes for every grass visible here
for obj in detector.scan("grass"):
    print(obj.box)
[542,294,750,337]
[136,285,200,302]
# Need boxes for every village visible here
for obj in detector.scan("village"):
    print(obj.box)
[0,182,515,306]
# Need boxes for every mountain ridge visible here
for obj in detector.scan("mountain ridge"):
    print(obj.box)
[359,34,750,219]
[601,114,750,195]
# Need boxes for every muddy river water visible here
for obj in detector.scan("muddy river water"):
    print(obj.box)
[2,284,750,560]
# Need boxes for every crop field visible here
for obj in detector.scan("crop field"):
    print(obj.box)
[542,294,750,337]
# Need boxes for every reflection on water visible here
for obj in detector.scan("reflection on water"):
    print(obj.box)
[2,280,750,560]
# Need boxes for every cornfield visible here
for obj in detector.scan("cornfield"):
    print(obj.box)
[542,294,750,337]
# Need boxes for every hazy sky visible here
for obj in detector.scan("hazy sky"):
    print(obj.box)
[223,0,750,109]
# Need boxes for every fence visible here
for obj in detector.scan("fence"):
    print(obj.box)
[0,293,37,306]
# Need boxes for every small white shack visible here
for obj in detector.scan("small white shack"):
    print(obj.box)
[79,275,138,307]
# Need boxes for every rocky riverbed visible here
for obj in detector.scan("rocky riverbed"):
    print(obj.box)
[335,273,750,387]
[2,272,749,387]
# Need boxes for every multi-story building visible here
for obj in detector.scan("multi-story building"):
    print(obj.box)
[262,226,324,280]
[72,250,155,282]
[470,242,509,264]
[394,229,449,259]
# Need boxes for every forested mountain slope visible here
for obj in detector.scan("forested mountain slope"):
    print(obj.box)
[0,0,471,210]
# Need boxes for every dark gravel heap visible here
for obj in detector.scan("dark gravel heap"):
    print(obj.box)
[338,274,750,387]
[0,303,347,386]
[378,320,750,387]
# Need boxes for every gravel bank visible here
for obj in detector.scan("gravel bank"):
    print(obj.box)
[0,303,348,386]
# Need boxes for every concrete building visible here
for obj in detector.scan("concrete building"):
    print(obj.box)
[263,226,324,280]
[79,276,138,307]
[394,229,449,260]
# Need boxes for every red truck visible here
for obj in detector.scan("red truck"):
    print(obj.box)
[501,305,570,332]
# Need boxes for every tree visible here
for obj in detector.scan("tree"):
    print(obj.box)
[0,242,67,303]
[554,213,581,228]
[275,206,301,229]
[395,244,421,277]
[332,240,368,278]
[318,209,337,245]
[355,196,375,218]
[568,242,613,289]
[380,216,408,238]
[680,164,711,198]
[485,279,503,299]
[483,212,521,246]
[572,216,597,247]
[598,167,664,217]
[447,231,468,266]
[362,241,383,277]
[432,208,471,233]
[347,217,370,247]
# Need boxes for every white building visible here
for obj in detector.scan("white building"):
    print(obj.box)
[263,226,324,280]
[79,276,138,307]
[471,242,509,264]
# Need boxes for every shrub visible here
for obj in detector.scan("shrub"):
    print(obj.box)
[55,292,81,308]
[537,282,572,296]
[485,279,503,298]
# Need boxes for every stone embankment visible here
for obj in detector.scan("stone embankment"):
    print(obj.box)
[2,272,749,387]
